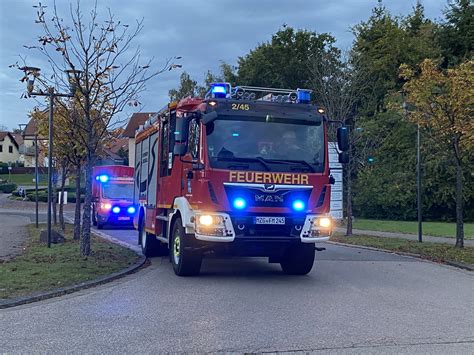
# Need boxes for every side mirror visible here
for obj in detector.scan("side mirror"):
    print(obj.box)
[337,126,349,152]
[202,111,218,125]
[175,117,191,144]
[338,152,349,164]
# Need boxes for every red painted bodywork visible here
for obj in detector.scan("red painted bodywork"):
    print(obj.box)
[135,98,331,236]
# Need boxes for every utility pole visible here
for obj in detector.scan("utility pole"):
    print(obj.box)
[19,66,80,247]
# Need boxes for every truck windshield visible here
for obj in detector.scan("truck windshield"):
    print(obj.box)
[206,116,324,173]
[102,183,134,200]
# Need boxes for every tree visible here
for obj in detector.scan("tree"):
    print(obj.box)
[22,2,180,255]
[437,0,474,67]
[236,26,338,89]
[168,71,198,101]
[31,102,86,238]
[309,50,373,235]
[400,59,474,247]
[169,63,238,100]
[352,4,440,115]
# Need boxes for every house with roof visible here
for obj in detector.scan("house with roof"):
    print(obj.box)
[122,112,155,167]
[18,117,47,167]
[0,132,21,164]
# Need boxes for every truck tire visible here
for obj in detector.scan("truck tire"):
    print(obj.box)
[139,218,161,257]
[280,244,315,275]
[170,217,202,276]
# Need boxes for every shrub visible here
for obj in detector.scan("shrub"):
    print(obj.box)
[0,183,18,193]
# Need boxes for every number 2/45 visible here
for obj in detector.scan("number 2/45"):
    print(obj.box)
[231,103,250,111]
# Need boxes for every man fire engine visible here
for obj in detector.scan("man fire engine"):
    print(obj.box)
[133,84,348,276]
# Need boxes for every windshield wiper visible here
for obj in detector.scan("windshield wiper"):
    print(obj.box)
[216,156,271,171]
[260,158,316,173]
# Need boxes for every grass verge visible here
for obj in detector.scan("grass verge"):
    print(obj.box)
[330,233,474,266]
[343,219,474,240]
[0,174,47,186]
[0,223,139,299]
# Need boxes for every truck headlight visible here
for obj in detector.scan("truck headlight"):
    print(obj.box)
[318,217,331,229]
[199,215,214,226]
[195,214,226,236]
[100,203,111,211]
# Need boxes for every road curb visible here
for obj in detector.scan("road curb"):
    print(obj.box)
[0,254,148,310]
[327,241,474,271]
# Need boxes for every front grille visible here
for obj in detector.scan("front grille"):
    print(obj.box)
[230,214,305,238]
[224,184,311,209]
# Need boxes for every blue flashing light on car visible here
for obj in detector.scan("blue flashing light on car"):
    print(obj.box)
[96,174,109,183]
[112,206,120,214]
[233,197,246,210]
[127,206,136,214]
[292,200,305,211]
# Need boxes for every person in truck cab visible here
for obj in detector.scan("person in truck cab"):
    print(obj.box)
[281,130,305,156]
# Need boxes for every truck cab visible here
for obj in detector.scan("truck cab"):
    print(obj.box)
[134,84,348,276]
[92,165,135,229]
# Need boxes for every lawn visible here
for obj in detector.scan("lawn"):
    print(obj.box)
[331,233,474,266]
[0,173,47,186]
[346,218,474,240]
[0,224,139,299]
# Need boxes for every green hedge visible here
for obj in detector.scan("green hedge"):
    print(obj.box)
[0,183,17,193]
[25,190,84,203]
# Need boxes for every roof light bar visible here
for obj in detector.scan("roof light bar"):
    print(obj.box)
[297,89,311,104]
[210,83,229,98]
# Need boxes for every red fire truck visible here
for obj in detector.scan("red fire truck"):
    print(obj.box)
[92,165,136,229]
[134,84,348,276]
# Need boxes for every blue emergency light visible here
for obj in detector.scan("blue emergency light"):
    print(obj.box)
[292,200,305,212]
[96,174,109,183]
[297,89,311,104]
[210,83,228,98]
[127,206,136,214]
[233,197,247,210]
[112,206,120,214]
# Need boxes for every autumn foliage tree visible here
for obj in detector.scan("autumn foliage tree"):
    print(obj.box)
[400,59,474,247]
[21,2,180,255]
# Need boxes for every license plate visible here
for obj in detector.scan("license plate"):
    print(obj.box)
[118,216,130,221]
[254,217,285,225]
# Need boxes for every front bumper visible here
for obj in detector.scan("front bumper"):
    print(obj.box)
[191,212,330,243]
[97,213,133,224]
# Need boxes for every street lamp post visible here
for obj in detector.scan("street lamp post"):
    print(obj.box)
[19,123,39,228]
[403,97,423,243]
[19,66,80,248]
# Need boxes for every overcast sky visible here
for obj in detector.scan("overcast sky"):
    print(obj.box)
[0,0,446,131]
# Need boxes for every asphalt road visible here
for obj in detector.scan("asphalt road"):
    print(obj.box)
[1,219,473,353]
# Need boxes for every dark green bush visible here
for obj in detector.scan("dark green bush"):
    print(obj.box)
[0,183,18,193]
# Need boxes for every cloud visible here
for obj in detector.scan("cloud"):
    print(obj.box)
[0,0,445,130]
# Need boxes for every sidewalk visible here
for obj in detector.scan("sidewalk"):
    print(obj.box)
[334,227,474,247]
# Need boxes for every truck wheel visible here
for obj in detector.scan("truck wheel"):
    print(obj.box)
[280,244,315,275]
[171,217,202,276]
[139,217,168,257]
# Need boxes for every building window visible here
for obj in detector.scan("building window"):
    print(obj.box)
[0,145,2,152]
[9,146,13,153]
